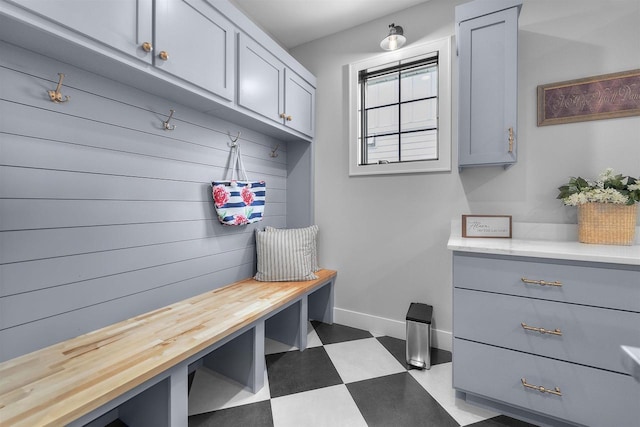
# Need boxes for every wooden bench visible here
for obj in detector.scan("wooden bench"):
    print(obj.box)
[0,269,337,427]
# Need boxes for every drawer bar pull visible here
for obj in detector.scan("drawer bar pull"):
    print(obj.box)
[521,322,562,336]
[521,277,562,287]
[521,378,562,396]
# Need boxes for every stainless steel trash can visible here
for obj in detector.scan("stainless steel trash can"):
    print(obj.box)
[406,302,432,369]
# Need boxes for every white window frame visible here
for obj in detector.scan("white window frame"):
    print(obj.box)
[348,37,452,176]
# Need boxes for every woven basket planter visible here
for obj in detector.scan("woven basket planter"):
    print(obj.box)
[578,202,638,245]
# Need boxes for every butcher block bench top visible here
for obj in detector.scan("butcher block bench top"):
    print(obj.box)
[0,269,337,427]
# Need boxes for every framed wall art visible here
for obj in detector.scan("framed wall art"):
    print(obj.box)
[537,69,640,126]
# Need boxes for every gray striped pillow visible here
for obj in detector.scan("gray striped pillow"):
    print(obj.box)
[255,226,318,281]
[265,225,319,272]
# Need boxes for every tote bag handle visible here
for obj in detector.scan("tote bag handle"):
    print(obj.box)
[226,144,249,181]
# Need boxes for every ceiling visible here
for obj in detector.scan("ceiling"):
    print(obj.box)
[229,0,429,49]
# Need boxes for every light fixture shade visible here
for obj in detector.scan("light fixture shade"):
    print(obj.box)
[380,23,406,51]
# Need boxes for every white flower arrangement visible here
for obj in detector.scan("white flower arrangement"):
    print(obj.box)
[557,168,640,206]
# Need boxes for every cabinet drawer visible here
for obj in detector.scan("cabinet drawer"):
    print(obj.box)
[454,289,640,373]
[453,253,640,312]
[454,339,640,427]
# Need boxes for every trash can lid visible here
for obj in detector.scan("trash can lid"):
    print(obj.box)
[406,302,432,324]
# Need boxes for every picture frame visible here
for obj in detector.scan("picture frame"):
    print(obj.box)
[462,215,512,238]
[537,69,640,126]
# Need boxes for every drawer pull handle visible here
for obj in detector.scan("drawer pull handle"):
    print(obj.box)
[508,127,514,153]
[521,277,562,287]
[521,322,562,336]
[521,378,562,396]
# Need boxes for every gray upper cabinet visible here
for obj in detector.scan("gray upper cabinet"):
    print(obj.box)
[456,0,521,170]
[3,0,154,64]
[155,0,234,101]
[238,34,285,126]
[0,0,315,141]
[2,0,234,101]
[284,70,315,137]
[238,34,315,138]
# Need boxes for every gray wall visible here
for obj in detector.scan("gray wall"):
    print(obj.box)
[290,0,640,348]
[0,41,291,362]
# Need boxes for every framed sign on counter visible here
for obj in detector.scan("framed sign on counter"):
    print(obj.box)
[462,215,512,238]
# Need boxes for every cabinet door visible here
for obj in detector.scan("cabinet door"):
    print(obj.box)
[6,0,153,64]
[237,34,285,124]
[154,0,234,101]
[458,7,518,168]
[284,70,315,137]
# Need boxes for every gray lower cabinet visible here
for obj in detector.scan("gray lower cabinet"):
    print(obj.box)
[456,0,521,170]
[452,252,640,426]
[238,34,315,138]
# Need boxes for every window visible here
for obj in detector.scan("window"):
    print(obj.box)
[349,37,451,175]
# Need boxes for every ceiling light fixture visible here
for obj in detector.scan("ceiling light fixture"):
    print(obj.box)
[380,23,406,51]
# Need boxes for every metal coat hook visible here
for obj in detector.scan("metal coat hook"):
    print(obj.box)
[227,131,241,147]
[270,143,280,158]
[163,109,176,131]
[48,73,70,103]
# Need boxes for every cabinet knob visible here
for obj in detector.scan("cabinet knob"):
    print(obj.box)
[279,113,293,121]
[141,42,153,53]
[279,113,286,119]
[286,115,292,121]
[158,51,169,61]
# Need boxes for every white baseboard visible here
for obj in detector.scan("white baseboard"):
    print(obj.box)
[333,307,452,352]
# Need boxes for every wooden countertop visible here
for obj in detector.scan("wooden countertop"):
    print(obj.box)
[0,269,337,426]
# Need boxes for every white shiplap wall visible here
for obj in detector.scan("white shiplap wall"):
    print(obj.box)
[0,41,290,362]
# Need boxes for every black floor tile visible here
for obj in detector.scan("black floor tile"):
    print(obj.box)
[430,346,453,365]
[266,346,343,398]
[466,414,539,427]
[311,320,373,344]
[347,372,459,427]
[106,421,128,427]
[188,401,273,427]
[377,335,453,369]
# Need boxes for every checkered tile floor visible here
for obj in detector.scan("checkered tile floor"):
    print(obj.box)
[186,321,537,427]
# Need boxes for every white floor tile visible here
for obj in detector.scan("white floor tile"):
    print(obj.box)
[188,366,270,415]
[324,337,405,383]
[409,362,498,426]
[271,384,367,427]
[265,321,323,355]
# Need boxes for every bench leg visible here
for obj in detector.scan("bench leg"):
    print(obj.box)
[203,323,265,393]
[70,364,188,427]
[116,364,187,427]
[309,280,335,324]
[265,299,307,351]
[169,364,189,426]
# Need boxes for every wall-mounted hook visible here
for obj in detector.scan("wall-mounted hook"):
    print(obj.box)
[163,109,176,131]
[270,143,280,158]
[227,131,241,147]
[48,73,70,103]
